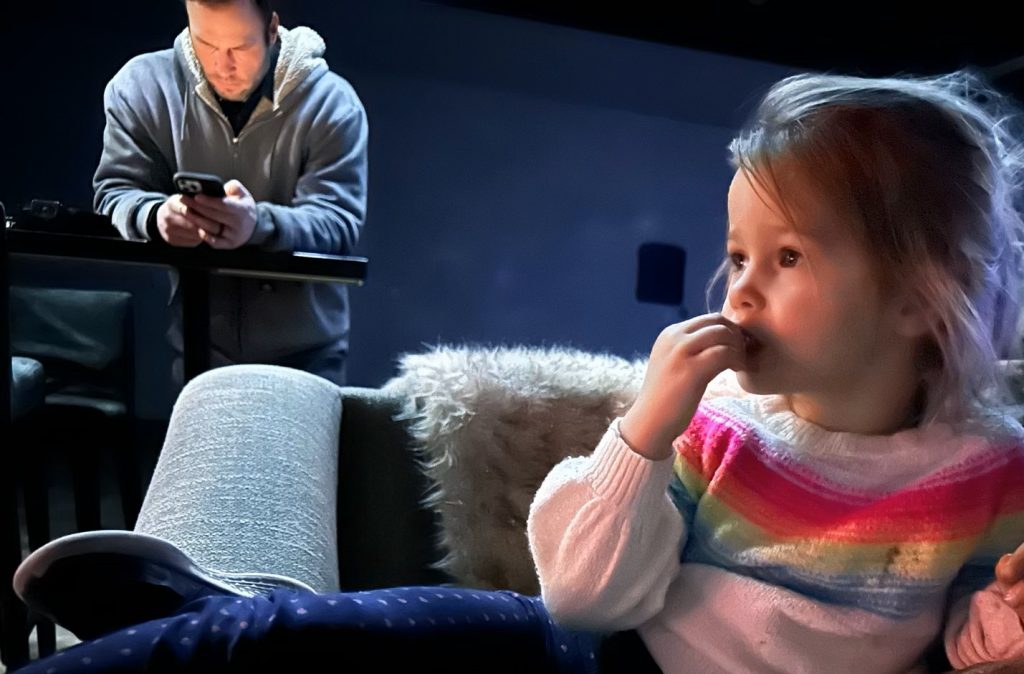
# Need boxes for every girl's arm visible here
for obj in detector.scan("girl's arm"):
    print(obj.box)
[527,419,684,631]
[527,314,745,631]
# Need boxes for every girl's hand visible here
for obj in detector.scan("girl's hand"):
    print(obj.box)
[996,541,1024,619]
[620,313,747,461]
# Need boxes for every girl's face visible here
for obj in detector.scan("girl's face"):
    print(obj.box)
[721,168,923,431]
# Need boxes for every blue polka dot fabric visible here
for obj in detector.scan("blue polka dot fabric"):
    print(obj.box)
[15,588,604,673]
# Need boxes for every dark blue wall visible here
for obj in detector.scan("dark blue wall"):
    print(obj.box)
[2,1,794,417]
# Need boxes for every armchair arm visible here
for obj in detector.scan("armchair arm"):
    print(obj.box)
[135,364,343,592]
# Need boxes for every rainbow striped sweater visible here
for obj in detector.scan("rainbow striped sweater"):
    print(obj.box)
[528,382,1024,674]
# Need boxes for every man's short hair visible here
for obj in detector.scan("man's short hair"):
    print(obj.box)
[182,0,274,29]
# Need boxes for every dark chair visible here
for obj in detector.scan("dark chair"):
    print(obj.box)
[9,286,142,534]
[2,356,51,667]
[3,287,141,668]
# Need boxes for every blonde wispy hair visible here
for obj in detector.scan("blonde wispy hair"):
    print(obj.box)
[712,70,1024,423]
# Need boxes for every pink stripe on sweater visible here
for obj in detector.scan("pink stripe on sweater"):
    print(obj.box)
[678,411,1024,543]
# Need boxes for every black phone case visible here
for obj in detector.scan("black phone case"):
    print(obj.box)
[173,172,225,197]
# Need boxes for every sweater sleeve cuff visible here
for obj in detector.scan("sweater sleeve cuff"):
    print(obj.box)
[582,418,676,510]
[247,204,277,248]
[142,201,161,241]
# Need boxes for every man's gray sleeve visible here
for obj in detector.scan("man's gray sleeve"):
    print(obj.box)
[93,80,172,241]
[248,99,368,255]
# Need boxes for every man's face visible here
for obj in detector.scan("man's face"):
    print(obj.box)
[186,0,278,102]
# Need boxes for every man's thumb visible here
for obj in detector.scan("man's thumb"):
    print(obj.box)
[224,179,248,198]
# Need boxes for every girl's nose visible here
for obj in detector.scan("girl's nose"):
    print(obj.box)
[726,268,766,316]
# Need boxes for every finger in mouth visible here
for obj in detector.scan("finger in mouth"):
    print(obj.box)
[741,329,763,356]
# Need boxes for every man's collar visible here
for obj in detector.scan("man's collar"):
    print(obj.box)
[257,40,280,102]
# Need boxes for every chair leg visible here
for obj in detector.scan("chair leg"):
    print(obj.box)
[70,446,103,533]
[34,618,56,657]
[23,447,50,553]
[1,449,30,669]
[60,409,139,532]
[0,595,30,670]
[113,418,142,530]
[24,448,57,658]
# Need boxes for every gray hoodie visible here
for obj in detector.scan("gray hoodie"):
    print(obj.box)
[94,26,368,365]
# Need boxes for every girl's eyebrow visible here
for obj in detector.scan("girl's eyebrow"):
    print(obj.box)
[727,219,801,240]
[728,215,837,246]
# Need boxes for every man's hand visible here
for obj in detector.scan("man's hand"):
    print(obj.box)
[155,194,206,247]
[182,179,258,250]
[619,313,747,461]
[996,541,1024,619]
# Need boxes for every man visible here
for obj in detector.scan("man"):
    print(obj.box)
[94,0,368,384]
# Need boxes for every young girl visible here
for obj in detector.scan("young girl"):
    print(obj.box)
[529,70,1024,672]
[13,70,1024,674]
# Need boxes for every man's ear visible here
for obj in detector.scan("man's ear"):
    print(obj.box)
[267,12,280,45]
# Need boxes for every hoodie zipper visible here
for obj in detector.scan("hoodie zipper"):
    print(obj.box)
[190,89,260,356]
[193,85,281,149]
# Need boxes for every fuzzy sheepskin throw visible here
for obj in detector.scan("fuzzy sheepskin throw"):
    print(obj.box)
[382,345,645,594]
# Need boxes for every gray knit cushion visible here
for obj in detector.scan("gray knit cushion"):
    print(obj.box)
[134,364,344,592]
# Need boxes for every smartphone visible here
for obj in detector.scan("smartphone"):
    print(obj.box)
[173,171,226,198]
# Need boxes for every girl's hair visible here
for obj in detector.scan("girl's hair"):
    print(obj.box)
[714,70,1024,423]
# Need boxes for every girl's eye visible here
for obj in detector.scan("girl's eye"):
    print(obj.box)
[779,249,801,267]
[729,252,746,270]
